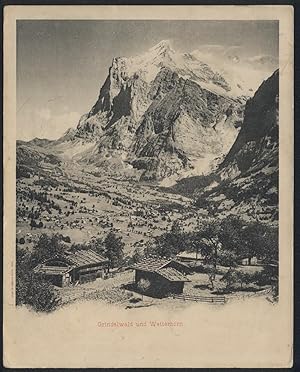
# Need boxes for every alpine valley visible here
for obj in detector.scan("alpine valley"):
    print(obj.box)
[16,40,279,255]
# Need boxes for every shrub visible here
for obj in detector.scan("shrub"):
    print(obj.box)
[16,247,61,312]
[62,235,71,243]
[30,219,37,229]
[252,265,278,287]
[16,165,31,179]
[21,274,61,312]
[220,269,240,292]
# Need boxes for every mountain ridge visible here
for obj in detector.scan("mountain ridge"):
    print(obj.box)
[18,41,278,190]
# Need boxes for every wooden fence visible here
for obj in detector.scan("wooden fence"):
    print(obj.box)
[172,293,226,304]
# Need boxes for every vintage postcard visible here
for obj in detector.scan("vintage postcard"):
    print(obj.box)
[3,5,293,368]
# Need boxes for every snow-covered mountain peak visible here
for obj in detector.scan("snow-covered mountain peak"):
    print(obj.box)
[119,40,178,83]
[97,40,275,99]
[190,48,278,96]
[148,39,175,54]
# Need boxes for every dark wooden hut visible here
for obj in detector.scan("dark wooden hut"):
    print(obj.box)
[33,250,109,287]
[129,257,190,298]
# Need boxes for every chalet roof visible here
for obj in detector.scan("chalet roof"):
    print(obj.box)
[129,257,190,283]
[156,267,190,282]
[64,249,108,267]
[33,264,73,276]
[130,257,174,272]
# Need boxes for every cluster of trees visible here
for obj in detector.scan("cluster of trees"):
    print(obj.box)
[147,216,277,264]
[220,265,278,295]
[33,177,60,188]
[144,220,184,258]
[70,231,125,270]
[110,195,133,208]
[28,207,42,220]
[190,217,277,270]
[23,190,62,211]
[26,190,49,203]
[194,197,217,213]
[17,190,62,219]
[16,206,27,218]
[30,219,44,229]
[140,216,278,294]
[16,234,67,312]
[16,165,31,179]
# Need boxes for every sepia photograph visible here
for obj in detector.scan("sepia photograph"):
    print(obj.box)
[3,5,293,368]
[15,18,280,310]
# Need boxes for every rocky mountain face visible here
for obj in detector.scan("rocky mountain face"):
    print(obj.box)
[128,68,243,180]
[220,69,279,179]
[50,40,249,180]
[191,69,279,223]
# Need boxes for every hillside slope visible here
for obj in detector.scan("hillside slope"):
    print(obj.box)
[168,69,279,223]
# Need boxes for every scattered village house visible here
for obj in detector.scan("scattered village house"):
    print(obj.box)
[177,252,262,267]
[239,256,260,266]
[176,251,205,263]
[33,249,109,287]
[129,257,190,298]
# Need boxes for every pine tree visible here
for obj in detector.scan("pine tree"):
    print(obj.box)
[103,231,124,269]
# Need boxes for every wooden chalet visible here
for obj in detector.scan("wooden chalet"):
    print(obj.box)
[33,249,109,287]
[129,257,190,298]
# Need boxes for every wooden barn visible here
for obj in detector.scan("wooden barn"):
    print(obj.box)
[129,257,190,298]
[33,258,74,287]
[64,250,109,283]
[33,249,109,287]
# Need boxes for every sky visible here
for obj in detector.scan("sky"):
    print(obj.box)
[17,20,279,141]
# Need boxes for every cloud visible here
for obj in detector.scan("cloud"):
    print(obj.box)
[246,54,278,64]
[36,108,51,121]
[17,107,81,141]
[198,44,224,50]
[193,44,241,56]
[245,54,279,72]
[191,45,244,69]
[224,45,242,53]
